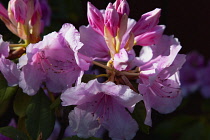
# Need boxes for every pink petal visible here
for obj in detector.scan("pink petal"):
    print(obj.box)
[132,8,161,36]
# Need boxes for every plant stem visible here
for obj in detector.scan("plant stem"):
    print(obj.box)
[96,74,109,78]
[9,44,27,47]
[92,61,113,71]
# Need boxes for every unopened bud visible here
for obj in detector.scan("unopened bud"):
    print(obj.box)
[132,8,161,36]
[87,2,104,35]
[113,0,130,16]
[104,3,119,37]
[8,0,27,24]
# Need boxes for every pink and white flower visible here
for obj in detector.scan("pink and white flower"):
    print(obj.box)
[0,35,20,86]
[136,35,186,126]
[18,24,90,95]
[61,79,142,140]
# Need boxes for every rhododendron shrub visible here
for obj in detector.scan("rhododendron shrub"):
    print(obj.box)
[0,0,186,139]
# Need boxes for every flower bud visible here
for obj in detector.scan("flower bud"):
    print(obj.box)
[132,8,161,36]
[87,2,104,35]
[8,0,27,24]
[39,0,51,26]
[0,3,9,20]
[104,3,119,37]
[113,0,130,16]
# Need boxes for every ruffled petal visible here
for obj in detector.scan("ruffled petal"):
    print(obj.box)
[0,58,20,86]
[79,25,110,61]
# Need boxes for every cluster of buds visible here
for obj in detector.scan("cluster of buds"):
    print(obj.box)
[0,0,51,44]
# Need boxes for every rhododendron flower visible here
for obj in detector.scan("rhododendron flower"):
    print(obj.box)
[61,79,142,140]
[180,51,205,96]
[0,35,20,86]
[137,35,186,126]
[18,24,90,95]
[79,0,164,71]
[197,61,210,98]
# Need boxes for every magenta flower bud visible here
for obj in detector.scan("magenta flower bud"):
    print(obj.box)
[0,3,9,19]
[39,0,51,26]
[114,0,130,16]
[30,0,42,26]
[87,2,104,35]
[8,0,27,24]
[132,8,161,36]
[104,3,119,37]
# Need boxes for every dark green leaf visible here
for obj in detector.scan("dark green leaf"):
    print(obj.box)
[180,121,206,140]
[17,117,28,135]
[0,126,29,140]
[154,115,197,139]
[13,88,32,117]
[0,73,18,102]
[0,99,10,117]
[25,89,55,140]
[201,99,210,113]
[132,101,150,134]
[82,74,97,83]
[50,96,61,110]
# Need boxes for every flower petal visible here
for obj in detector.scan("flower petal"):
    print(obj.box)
[79,25,110,61]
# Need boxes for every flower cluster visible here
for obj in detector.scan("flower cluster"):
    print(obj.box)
[180,51,210,98]
[0,0,186,139]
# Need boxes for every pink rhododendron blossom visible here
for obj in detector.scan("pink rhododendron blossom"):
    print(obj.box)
[18,24,90,95]
[137,35,186,126]
[80,0,164,71]
[0,35,20,86]
[61,79,142,140]
[180,51,205,96]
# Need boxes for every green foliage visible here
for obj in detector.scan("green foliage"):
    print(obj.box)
[0,73,18,102]
[13,88,32,117]
[82,74,97,83]
[50,96,61,110]
[132,101,150,134]
[153,115,198,139]
[25,89,55,140]
[0,73,18,117]
[0,126,29,140]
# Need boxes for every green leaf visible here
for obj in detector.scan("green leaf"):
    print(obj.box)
[82,74,97,83]
[201,99,210,113]
[0,126,29,140]
[180,121,206,140]
[0,73,18,102]
[63,136,102,140]
[154,115,197,139]
[25,89,55,140]
[50,96,61,110]
[13,88,32,117]
[0,99,10,117]
[17,117,28,135]
[132,101,150,134]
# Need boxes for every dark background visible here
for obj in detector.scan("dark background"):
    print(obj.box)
[1,0,210,58]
